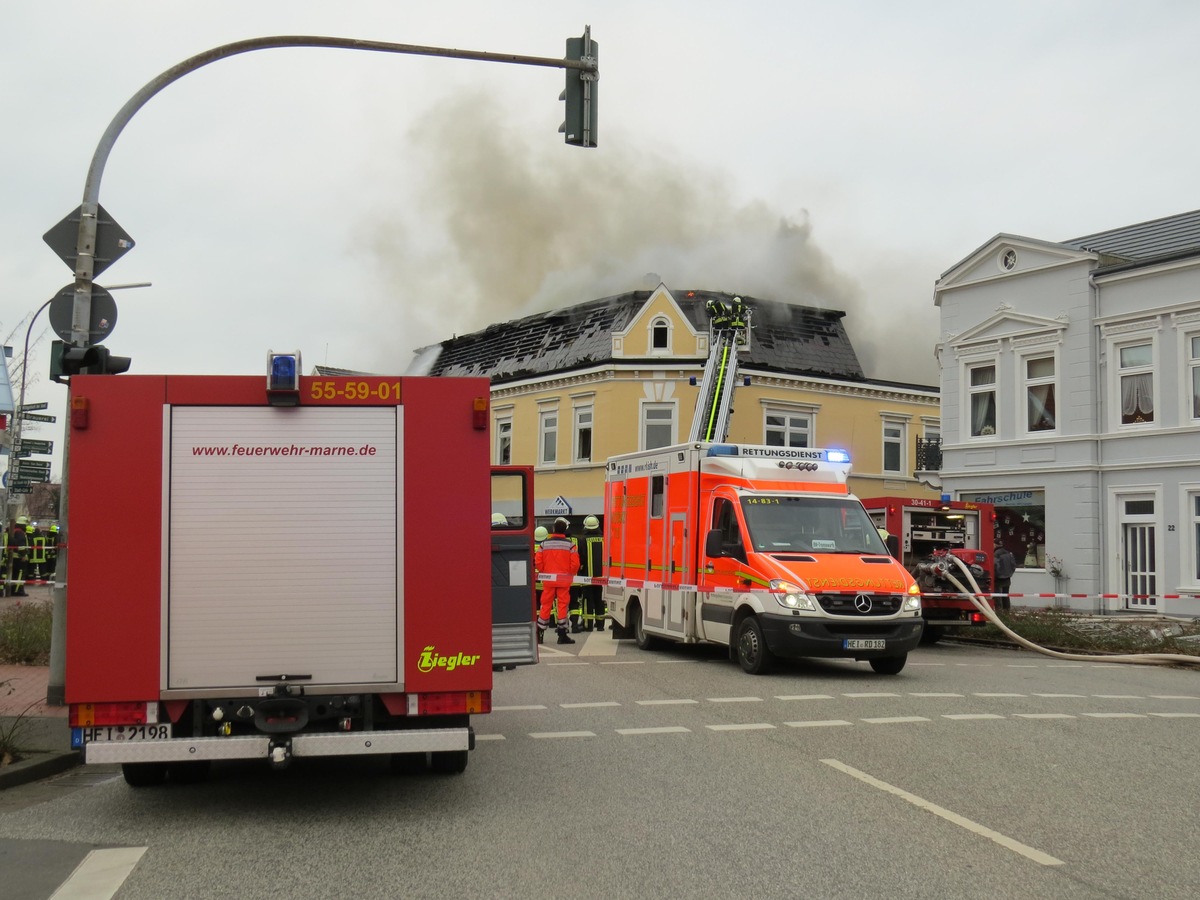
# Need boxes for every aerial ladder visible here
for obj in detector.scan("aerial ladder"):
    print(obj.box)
[687,297,752,442]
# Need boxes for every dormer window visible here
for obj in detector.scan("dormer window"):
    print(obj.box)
[650,317,671,354]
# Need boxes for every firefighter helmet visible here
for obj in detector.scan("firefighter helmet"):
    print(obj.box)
[534,526,549,542]
[583,515,600,531]
[15,516,29,526]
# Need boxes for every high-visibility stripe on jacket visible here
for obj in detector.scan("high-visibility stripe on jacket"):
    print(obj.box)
[535,533,579,578]
[579,534,604,577]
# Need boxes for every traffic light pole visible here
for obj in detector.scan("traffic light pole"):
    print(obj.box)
[46,32,598,705]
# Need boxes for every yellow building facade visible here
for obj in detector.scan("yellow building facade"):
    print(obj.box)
[412,285,941,523]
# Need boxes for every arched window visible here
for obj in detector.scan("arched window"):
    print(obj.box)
[650,317,671,353]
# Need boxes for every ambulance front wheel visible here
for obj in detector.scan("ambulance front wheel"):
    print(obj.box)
[869,654,908,675]
[735,616,775,675]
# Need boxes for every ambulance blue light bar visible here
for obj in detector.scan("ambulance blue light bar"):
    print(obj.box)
[267,350,302,406]
[704,444,852,463]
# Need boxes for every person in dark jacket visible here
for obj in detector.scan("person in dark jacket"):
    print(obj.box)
[993,539,1017,610]
[578,515,605,631]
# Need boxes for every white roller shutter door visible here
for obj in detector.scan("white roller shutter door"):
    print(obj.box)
[166,406,401,689]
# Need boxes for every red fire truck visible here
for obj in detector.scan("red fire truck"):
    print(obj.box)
[65,364,495,785]
[861,497,996,642]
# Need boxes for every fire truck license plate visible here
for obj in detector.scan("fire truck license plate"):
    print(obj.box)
[843,639,886,650]
[73,725,172,743]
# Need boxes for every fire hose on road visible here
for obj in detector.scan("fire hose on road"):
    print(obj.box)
[936,554,1200,668]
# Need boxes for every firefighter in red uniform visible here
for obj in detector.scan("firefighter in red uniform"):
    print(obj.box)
[536,517,579,645]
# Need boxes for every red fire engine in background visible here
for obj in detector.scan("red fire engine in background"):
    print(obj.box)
[65,364,496,785]
[861,497,996,643]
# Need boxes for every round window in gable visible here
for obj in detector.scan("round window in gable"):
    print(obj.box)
[1000,248,1018,271]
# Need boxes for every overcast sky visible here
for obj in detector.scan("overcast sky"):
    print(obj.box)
[5,1,1200,479]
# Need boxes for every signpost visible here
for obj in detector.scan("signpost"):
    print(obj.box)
[18,402,49,412]
[20,412,57,424]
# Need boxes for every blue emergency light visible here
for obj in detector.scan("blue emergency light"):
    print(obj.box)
[826,449,851,463]
[267,350,302,406]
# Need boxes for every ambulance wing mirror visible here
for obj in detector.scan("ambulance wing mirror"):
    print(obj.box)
[705,529,726,559]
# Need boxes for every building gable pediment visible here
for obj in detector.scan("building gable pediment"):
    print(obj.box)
[612,283,703,358]
[947,307,1067,350]
[936,235,1094,301]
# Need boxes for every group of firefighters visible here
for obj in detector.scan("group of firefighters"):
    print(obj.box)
[3,516,58,596]
[533,515,604,645]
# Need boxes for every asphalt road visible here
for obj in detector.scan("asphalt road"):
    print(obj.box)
[1,635,1198,899]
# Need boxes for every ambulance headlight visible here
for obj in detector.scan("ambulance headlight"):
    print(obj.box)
[770,580,816,611]
[903,589,922,612]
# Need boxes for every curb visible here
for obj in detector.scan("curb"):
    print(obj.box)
[0,750,81,790]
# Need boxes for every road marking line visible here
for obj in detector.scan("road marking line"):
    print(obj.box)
[844,692,900,698]
[599,660,646,665]
[578,631,619,657]
[1149,712,1200,718]
[706,723,776,731]
[1092,695,1142,699]
[943,714,1006,720]
[529,731,596,739]
[50,846,147,900]
[635,699,699,706]
[785,720,852,728]
[1033,693,1085,698]
[909,692,964,698]
[821,759,1063,866]
[616,726,691,735]
[1150,695,1200,700]
[493,705,547,711]
[707,696,764,703]
[1082,713,1146,719]
[861,716,930,725]
[973,692,1025,698]
[561,701,621,709]
[1014,713,1075,719]
[776,694,833,701]
[475,734,506,741]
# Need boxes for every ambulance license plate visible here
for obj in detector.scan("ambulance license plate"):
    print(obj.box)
[73,724,172,743]
[843,639,885,650]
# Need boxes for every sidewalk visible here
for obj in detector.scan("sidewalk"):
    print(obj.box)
[1,587,79,787]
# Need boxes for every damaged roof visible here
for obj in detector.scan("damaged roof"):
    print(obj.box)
[417,289,865,384]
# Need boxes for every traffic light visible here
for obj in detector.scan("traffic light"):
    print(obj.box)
[49,339,131,383]
[560,26,598,147]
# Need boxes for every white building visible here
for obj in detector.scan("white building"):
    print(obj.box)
[934,209,1200,615]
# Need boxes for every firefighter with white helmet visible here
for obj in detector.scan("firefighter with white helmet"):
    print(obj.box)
[491,513,508,528]
[536,517,579,645]
[578,515,605,631]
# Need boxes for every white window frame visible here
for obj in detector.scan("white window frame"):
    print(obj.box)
[494,414,513,466]
[648,316,672,355]
[640,401,677,451]
[1187,330,1200,423]
[573,403,594,464]
[1111,336,1157,428]
[763,405,815,448]
[1020,349,1058,435]
[538,406,559,466]
[964,358,999,439]
[881,416,907,475]
[1182,483,1200,589]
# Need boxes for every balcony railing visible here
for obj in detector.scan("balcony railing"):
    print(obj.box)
[915,436,942,472]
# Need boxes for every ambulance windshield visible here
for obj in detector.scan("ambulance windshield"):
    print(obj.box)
[740,495,888,555]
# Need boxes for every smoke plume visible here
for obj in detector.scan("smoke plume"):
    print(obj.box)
[365,91,938,384]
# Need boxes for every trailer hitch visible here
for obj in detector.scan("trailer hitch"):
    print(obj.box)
[268,737,293,771]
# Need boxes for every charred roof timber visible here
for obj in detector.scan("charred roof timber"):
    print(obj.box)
[420,290,866,385]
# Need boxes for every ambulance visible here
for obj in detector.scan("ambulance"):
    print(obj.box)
[64,361,495,785]
[603,443,924,675]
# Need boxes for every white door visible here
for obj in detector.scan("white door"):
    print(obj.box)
[1118,496,1157,610]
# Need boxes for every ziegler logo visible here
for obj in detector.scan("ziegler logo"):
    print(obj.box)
[417,646,481,673]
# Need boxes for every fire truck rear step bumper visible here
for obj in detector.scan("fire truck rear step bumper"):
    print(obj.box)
[84,727,472,764]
